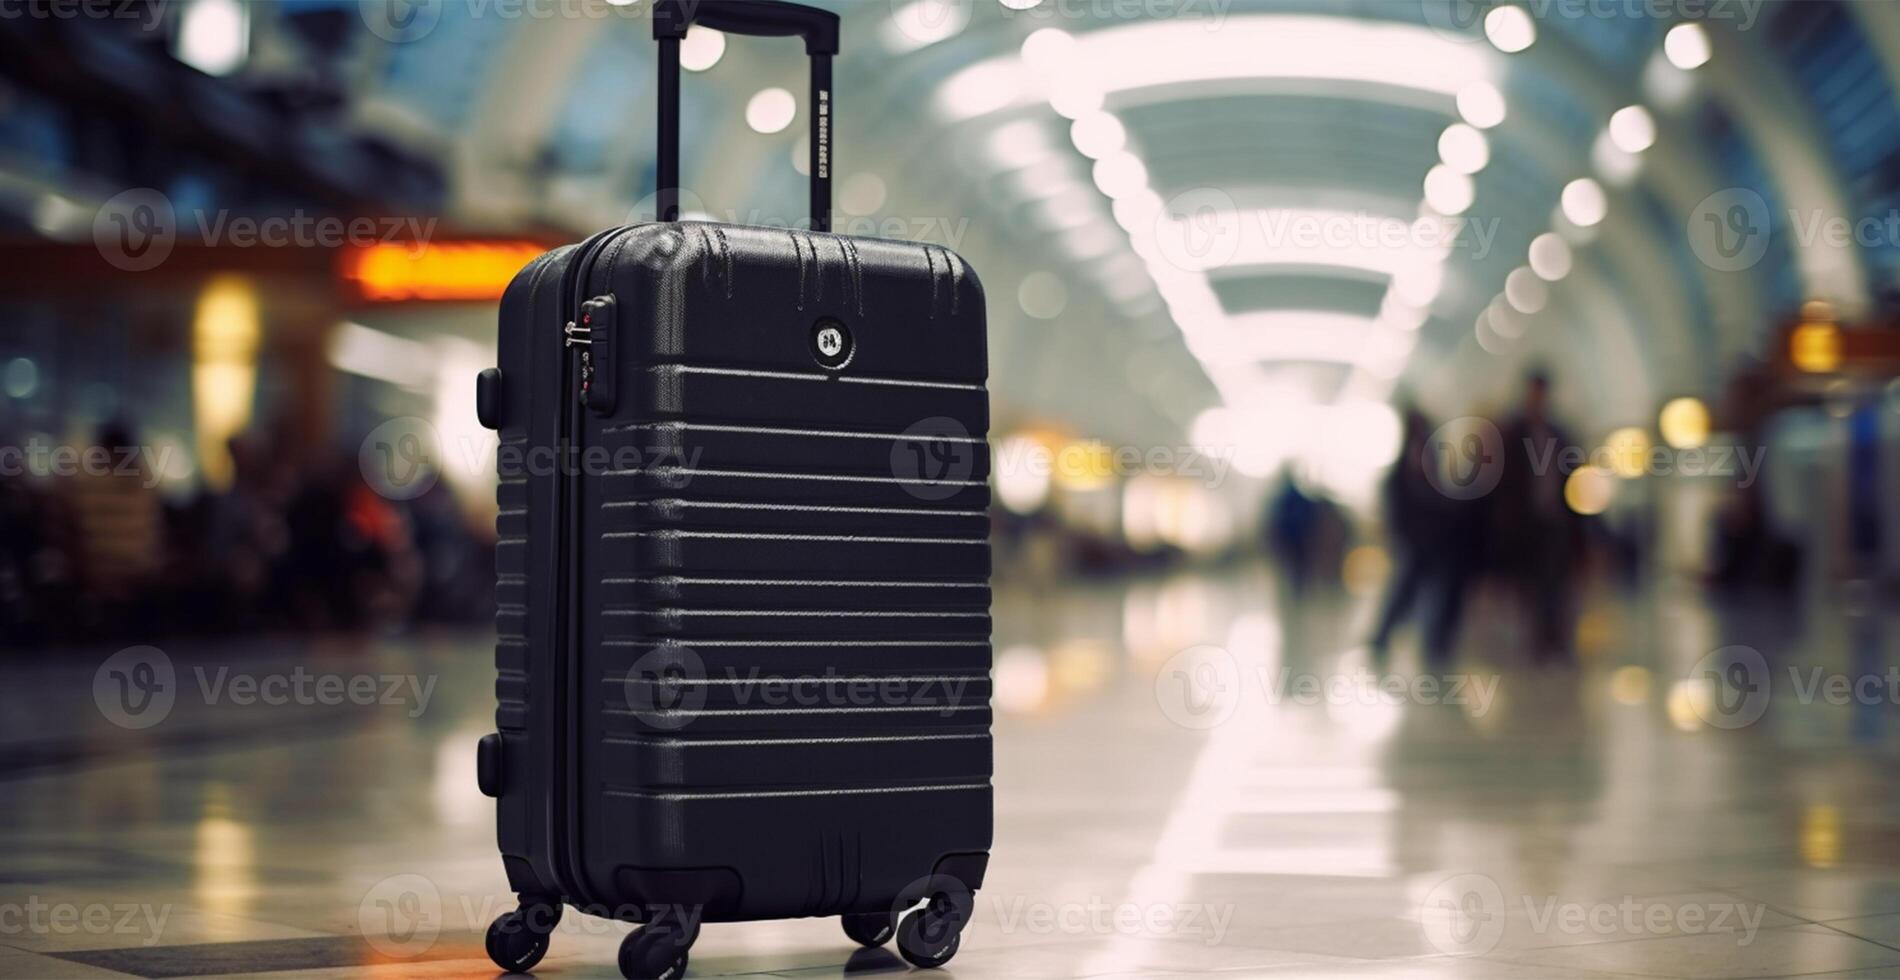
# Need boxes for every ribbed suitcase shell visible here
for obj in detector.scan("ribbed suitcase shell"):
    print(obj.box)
[489,221,992,924]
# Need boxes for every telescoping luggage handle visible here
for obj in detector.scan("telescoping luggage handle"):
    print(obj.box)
[653,0,841,233]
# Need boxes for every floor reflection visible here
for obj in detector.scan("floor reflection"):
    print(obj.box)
[2,566,1899,978]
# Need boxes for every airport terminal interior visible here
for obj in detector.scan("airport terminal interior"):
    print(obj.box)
[5,1,1900,977]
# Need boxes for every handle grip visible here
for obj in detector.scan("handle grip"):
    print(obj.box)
[652,0,838,55]
[653,0,839,232]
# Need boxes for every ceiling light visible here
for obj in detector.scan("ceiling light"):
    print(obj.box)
[1484,6,1536,54]
[1609,105,1657,154]
[1050,78,1104,119]
[177,0,249,76]
[1438,123,1490,174]
[1561,178,1607,227]
[745,88,797,134]
[1020,27,1075,72]
[937,15,1497,121]
[1457,82,1507,129]
[680,26,726,71]
[1664,23,1712,70]
[1070,112,1127,159]
[1091,152,1149,199]
[1659,397,1711,449]
[1504,267,1549,314]
[1487,295,1526,338]
[1423,164,1474,215]
[1528,232,1573,281]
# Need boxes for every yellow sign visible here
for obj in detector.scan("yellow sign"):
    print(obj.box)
[1789,321,1843,373]
[342,241,548,303]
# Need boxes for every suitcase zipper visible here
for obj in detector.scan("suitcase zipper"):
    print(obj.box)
[549,225,633,912]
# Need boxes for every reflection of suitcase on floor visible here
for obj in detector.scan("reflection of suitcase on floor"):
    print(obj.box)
[471,3,992,977]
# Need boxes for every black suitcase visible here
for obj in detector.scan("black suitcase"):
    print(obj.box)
[471,3,992,978]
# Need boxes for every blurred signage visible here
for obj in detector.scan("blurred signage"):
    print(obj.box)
[1782,319,1900,375]
[341,241,547,303]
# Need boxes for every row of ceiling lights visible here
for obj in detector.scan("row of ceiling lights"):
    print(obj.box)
[1462,15,1714,358]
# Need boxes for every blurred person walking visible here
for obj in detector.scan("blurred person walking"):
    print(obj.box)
[1492,371,1583,665]
[1368,406,1476,669]
[1266,471,1322,597]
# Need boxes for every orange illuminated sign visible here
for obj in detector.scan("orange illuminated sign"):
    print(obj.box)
[1789,321,1842,373]
[341,241,547,302]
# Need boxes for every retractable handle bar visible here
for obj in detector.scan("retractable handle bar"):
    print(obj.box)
[652,0,841,232]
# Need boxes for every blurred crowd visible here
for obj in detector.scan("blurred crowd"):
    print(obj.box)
[1269,372,1640,671]
[0,422,493,648]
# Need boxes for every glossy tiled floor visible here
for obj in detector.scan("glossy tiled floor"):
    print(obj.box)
[3,566,1899,978]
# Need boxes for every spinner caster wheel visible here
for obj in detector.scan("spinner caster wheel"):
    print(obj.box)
[619,923,692,980]
[895,895,965,969]
[485,902,560,973]
[842,910,898,947]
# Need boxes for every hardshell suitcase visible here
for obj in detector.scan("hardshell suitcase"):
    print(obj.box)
[471,3,993,977]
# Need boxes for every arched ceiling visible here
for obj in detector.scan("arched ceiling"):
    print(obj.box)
[327,0,1900,450]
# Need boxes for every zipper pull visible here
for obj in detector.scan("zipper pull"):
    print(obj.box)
[564,320,592,346]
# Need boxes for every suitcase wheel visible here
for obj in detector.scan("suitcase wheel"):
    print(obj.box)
[619,922,692,980]
[841,910,897,948]
[895,893,968,969]
[485,900,560,973]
